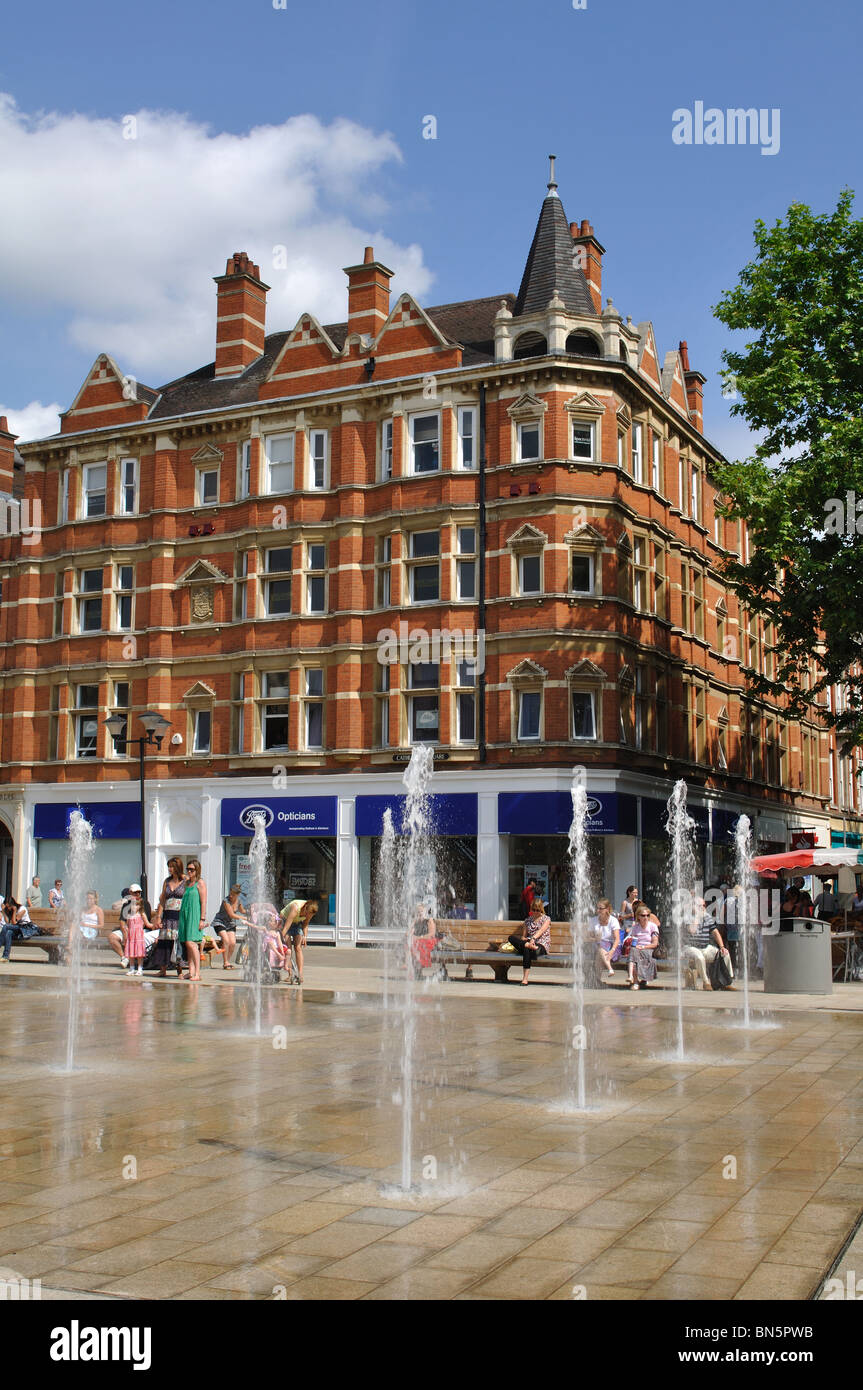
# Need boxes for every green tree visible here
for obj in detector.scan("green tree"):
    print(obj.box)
[713,189,863,756]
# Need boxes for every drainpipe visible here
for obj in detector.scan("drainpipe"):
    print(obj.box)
[478,384,487,765]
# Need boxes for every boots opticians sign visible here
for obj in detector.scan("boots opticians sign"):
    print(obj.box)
[220,797,338,837]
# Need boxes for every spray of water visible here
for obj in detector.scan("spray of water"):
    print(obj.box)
[734,814,753,1028]
[567,774,590,1110]
[379,746,436,1192]
[248,813,273,1036]
[666,780,697,1062]
[63,810,95,1071]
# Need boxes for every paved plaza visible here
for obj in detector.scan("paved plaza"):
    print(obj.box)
[1,948,862,1302]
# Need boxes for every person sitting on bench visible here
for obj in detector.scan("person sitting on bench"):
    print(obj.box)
[507,897,551,986]
[0,897,41,961]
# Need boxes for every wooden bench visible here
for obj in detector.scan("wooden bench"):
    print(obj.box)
[11,909,124,963]
[432,920,578,983]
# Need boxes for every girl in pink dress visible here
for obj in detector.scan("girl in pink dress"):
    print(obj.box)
[125,889,152,977]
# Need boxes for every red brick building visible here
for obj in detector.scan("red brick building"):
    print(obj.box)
[1,169,860,935]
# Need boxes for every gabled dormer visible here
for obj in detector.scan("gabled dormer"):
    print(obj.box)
[61,354,156,434]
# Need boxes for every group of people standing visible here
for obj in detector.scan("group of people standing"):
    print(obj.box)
[104,860,319,986]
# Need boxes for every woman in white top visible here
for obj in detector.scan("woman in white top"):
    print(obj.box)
[589,898,621,981]
[75,890,104,944]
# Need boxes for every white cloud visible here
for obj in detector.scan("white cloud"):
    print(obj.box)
[0,96,432,382]
[0,400,63,442]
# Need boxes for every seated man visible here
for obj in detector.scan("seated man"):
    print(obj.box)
[683,907,732,990]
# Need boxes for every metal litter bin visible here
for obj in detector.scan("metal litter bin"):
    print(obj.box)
[762,916,833,995]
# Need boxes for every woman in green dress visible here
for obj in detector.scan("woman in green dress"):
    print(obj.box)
[178,858,207,982]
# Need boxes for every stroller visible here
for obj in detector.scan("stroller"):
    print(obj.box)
[239,926,282,986]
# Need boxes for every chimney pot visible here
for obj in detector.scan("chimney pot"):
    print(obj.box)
[363,246,374,264]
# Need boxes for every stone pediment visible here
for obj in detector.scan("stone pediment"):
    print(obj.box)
[190,443,223,463]
[176,559,229,587]
[506,392,548,422]
[507,523,548,550]
[565,659,606,682]
[616,531,633,555]
[564,521,604,547]
[564,392,605,417]
[618,663,635,691]
[182,681,216,701]
[506,658,548,683]
[616,403,632,430]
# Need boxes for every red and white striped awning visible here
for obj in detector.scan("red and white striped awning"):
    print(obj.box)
[751,847,863,876]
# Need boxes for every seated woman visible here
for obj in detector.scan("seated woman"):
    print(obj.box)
[507,898,551,986]
[589,898,621,981]
[627,902,660,990]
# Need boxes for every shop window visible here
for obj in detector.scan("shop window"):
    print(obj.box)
[265,433,294,494]
[408,531,440,603]
[120,458,138,514]
[409,662,439,743]
[457,527,476,600]
[410,413,440,474]
[265,547,292,616]
[518,690,541,742]
[309,429,329,490]
[196,467,219,507]
[457,407,476,469]
[77,568,103,633]
[304,669,324,749]
[75,685,99,759]
[571,690,596,741]
[456,660,476,743]
[115,565,133,631]
[262,671,291,751]
[306,543,326,614]
[82,463,107,518]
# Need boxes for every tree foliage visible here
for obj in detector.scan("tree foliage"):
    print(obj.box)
[713,189,863,755]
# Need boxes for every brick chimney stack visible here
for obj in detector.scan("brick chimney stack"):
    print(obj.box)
[570,219,605,314]
[213,252,270,379]
[0,416,17,496]
[343,246,394,341]
[679,340,706,433]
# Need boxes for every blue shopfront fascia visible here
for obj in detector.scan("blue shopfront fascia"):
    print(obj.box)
[34,802,141,839]
[498,791,638,837]
[220,797,338,838]
[355,794,477,837]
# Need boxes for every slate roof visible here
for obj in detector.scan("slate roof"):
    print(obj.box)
[514,193,597,318]
[147,293,517,421]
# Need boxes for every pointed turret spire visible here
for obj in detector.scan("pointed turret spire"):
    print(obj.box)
[514,161,597,318]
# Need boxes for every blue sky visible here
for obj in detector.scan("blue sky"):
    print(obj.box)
[0,0,860,459]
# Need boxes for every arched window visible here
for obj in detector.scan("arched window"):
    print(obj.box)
[512,331,547,360]
[619,343,629,363]
[565,331,601,357]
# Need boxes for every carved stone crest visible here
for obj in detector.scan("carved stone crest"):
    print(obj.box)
[190,586,213,623]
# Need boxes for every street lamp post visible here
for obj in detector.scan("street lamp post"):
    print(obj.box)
[103,711,171,907]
